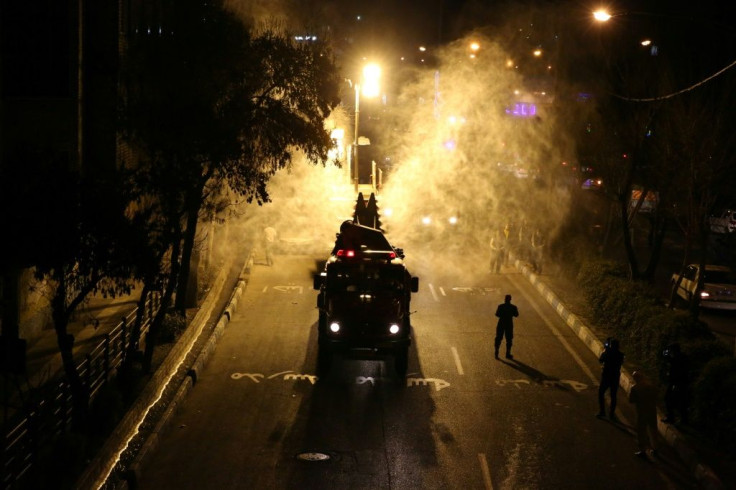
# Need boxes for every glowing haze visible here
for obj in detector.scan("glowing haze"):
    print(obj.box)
[225,2,577,280]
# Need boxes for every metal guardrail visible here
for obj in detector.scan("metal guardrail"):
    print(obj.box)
[1,293,160,488]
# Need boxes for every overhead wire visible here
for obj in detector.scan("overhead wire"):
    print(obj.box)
[612,57,736,102]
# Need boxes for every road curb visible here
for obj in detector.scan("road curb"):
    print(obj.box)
[513,257,724,490]
[122,252,254,489]
[75,253,253,490]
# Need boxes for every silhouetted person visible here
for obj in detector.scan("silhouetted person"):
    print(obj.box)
[331,220,355,255]
[662,343,689,424]
[502,222,513,266]
[263,226,277,266]
[531,228,545,273]
[630,371,660,459]
[353,192,367,225]
[597,338,624,421]
[517,218,529,260]
[494,294,519,359]
[364,192,382,230]
[489,229,505,274]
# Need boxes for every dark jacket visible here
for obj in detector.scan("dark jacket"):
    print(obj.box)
[495,302,519,327]
[599,347,624,380]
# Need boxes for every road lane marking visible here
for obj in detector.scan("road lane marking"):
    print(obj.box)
[451,346,465,375]
[406,377,451,391]
[429,283,440,302]
[440,287,446,296]
[508,275,598,384]
[508,277,642,427]
[478,453,494,490]
[274,285,303,293]
[262,286,268,293]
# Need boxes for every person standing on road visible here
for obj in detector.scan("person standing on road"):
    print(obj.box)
[531,228,545,273]
[662,343,689,425]
[517,218,528,261]
[490,229,506,274]
[597,337,624,421]
[263,226,277,266]
[629,371,660,459]
[502,222,513,266]
[494,294,519,359]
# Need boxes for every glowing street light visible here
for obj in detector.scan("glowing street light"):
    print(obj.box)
[352,63,381,191]
[593,10,612,22]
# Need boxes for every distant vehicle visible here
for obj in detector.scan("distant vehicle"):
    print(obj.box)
[314,221,419,375]
[419,211,459,232]
[628,189,658,214]
[709,209,736,234]
[581,177,603,190]
[671,264,736,310]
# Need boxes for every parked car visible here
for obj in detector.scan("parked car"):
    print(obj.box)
[628,188,658,214]
[671,264,736,310]
[709,209,736,234]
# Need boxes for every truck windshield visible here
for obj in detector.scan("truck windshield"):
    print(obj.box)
[327,264,404,292]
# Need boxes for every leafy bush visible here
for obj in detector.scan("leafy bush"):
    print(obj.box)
[691,356,736,445]
[575,256,735,441]
[157,311,187,344]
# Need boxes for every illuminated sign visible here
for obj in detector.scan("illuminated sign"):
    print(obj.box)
[506,102,537,118]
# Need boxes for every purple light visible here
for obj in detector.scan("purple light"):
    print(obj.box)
[506,102,537,118]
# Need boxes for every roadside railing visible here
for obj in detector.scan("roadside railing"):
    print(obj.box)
[1,293,160,488]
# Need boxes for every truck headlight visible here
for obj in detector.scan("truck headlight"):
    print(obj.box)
[389,323,400,334]
[330,322,341,333]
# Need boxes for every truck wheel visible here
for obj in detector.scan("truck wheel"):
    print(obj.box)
[394,347,409,377]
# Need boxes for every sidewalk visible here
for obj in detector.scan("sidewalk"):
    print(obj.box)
[513,256,734,490]
[21,293,142,391]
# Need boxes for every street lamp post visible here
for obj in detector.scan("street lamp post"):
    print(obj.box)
[353,81,361,191]
[351,63,381,192]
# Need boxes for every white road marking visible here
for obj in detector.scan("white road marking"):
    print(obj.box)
[508,275,598,384]
[273,285,303,293]
[451,346,465,375]
[262,286,268,293]
[429,283,440,302]
[508,274,634,428]
[478,453,494,490]
[440,287,446,296]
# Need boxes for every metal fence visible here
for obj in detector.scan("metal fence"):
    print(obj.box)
[1,293,160,488]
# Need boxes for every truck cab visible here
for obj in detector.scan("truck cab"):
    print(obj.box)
[313,222,418,376]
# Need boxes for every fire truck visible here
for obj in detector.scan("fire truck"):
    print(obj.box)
[313,220,419,376]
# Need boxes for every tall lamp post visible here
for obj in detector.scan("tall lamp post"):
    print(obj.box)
[352,63,381,192]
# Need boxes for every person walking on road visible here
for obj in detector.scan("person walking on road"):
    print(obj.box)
[597,338,624,421]
[629,371,660,459]
[494,294,519,359]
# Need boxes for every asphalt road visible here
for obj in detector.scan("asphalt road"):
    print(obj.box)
[134,254,697,489]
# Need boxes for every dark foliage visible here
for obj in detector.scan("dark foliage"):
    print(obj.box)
[577,256,735,442]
